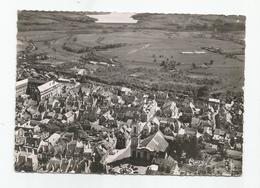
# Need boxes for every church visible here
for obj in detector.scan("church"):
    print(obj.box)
[130,121,169,162]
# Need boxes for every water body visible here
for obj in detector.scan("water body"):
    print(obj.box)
[87,12,138,23]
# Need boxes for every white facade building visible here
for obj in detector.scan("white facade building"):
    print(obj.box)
[37,80,62,100]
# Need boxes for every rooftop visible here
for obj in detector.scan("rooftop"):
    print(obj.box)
[38,80,60,93]
[139,130,169,152]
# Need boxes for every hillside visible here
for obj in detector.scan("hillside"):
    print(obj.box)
[17,11,245,96]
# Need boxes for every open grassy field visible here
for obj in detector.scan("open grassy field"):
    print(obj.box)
[17,11,245,95]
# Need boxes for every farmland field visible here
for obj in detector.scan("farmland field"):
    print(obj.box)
[17,11,245,95]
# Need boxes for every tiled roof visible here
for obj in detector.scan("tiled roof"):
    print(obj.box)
[46,133,61,146]
[214,129,226,136]
[139,131,168,152]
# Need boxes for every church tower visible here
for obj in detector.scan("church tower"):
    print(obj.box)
[130,121,140,159]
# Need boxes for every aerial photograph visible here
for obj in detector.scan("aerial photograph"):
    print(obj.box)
[15,11,245,176]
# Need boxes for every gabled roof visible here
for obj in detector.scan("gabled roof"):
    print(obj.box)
[65,111,74,118]
[162,101,172,110]
[46,133,61,146]
[151,116,160,126]
[214,129,226,136]
[139,131,169,152]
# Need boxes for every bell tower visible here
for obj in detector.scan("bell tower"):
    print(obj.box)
[131,121,140,158]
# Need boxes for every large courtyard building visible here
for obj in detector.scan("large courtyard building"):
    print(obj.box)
[37,80,62,100]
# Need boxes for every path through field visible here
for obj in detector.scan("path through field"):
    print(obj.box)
[128,43,150,55]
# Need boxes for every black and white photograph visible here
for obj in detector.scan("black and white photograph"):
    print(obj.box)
[2,0,260,187]
[14,10,245,176]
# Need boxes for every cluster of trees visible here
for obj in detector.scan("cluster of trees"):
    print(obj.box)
[62,42,126,54]
[191,60,214,69]
[181,74,220,87]
[160,60,180,70]
[168,135,204,162]
[94,43,126,51]
[62,42,92,54]
[80,52,111,64]
[212,19,245,32]
[18,52,48,63]
[185,23,210,31]
[152,54,181,71]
